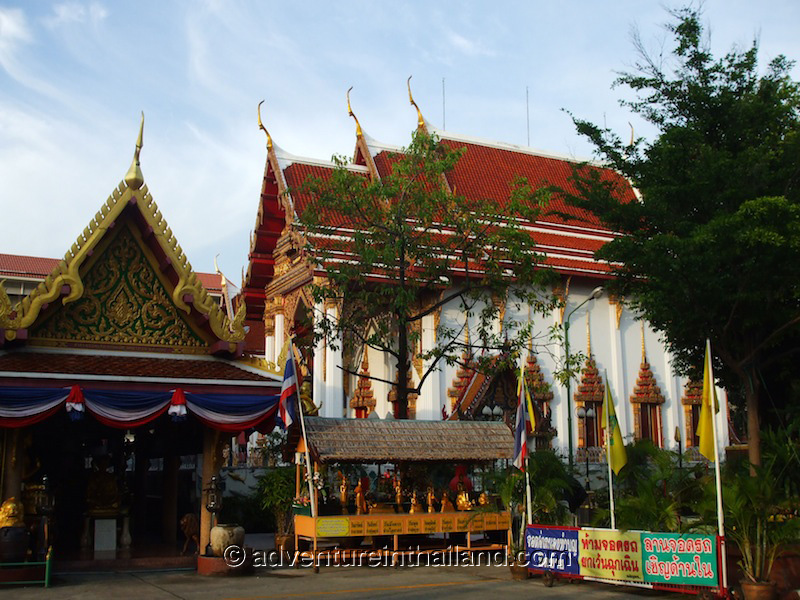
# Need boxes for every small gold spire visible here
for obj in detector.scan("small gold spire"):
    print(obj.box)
[346,87,363,138]
[641,321,646,362]
[124,112,144,190]
[407,76,425,129]
[257,100,273,150]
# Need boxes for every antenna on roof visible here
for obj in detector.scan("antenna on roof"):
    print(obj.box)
[442,78,446,130]
[526,86,530,147]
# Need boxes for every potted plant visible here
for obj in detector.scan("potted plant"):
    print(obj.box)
[256,466,296,553]
[721,465,800,600]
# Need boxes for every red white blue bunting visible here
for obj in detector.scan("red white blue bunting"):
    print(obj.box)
[0,386,278,432]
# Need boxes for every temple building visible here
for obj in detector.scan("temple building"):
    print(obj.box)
[0,118,282,563]
[241,89,734,464]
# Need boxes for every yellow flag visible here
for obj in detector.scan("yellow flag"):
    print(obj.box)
[697,339,719,461]
[518,358,536,432]
[601,382,627,474]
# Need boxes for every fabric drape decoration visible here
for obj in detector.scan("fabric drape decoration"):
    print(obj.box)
[0,386,278,431]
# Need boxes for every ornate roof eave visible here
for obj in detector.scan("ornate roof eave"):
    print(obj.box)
[1,124,246,345]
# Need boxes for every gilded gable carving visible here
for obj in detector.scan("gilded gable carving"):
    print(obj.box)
[31,226,205,349]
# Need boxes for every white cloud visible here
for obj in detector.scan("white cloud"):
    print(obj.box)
[0,8,32,72]
[444,28,495,58]
[44,2,108,29]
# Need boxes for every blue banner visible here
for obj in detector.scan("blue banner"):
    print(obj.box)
[526,526,580,574]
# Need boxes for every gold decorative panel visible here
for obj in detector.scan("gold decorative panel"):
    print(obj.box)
[31,225,205,349]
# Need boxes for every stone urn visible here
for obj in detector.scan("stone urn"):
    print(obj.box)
[210,524,245,557]
[0,526,29,562]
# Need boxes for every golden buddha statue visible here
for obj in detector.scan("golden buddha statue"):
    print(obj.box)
[0,497,25,528]
[354,481,368,515]
[478,491,490,507]
[409,490,423,514]
[440,492,455,513]
[394,476,404,508]
[300,382,319,416]
[426,486,437,513]
[86,455,120,517]
[339,474,349,515]
[455,482,473,511]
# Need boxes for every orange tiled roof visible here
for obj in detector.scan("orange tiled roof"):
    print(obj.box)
[0,253,226,293]
[0,352,272,382]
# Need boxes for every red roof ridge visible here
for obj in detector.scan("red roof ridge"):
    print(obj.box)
[425,123,605,167]
[275,146,370,174]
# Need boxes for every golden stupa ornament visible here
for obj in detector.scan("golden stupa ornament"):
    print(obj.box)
[124,112,144,190]
[407,76,425,129]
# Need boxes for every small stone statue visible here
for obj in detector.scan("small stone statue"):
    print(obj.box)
[440,492,455,513]
[409,490,423,514]
[455,482,473,511]
[426,486,437,513]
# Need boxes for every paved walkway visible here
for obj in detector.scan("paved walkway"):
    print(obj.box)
[6,565,685,600]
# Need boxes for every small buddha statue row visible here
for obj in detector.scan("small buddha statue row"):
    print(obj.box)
[339,475,491,515]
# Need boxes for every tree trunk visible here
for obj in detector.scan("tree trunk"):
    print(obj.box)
[396,316,409,419]
[745,369,761,473]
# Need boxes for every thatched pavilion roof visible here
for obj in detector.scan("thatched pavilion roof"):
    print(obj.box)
[295,417,514,463]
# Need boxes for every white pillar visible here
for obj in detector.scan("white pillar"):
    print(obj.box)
[312,302,326,415]
[323,305,344,418]
[274,314,285,359]
[552,306,569,457]
[265,317,275,363]
[417,313,440,420]
[662,348,683,452]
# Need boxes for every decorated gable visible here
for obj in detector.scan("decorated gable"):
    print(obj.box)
[31,223,207,350]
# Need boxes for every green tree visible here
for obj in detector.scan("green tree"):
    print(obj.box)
[560,8,800,466]
[296,130,558,418]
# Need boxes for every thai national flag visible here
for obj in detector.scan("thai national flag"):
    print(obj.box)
[512,375,529,471]
[279,343,298,429]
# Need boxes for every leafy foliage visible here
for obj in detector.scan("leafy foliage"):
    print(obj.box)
[297,130,559,417]
[592,439,706,533]
[256,466,296,536]
[559,7,800,465]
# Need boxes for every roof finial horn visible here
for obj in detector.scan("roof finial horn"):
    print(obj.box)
[407,76,425,129]
[257,100,273,150]
[346,87,363,138]
[124,112,145,190]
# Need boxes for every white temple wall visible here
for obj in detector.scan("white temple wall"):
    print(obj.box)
[316,277,729,459]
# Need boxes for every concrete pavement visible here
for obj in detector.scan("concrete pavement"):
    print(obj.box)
[5,564,685,599]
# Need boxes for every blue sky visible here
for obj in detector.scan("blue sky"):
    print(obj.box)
[1,1,798,282]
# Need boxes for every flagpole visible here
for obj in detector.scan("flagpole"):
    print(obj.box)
[604,377,617,530]
[292,339,317,519]
[706,339,728,592]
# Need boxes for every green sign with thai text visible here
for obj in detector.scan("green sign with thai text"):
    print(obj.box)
[640,533,718,586]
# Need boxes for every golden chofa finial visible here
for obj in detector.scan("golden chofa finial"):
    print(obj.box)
[124,112,144,190]
[257,100,273,150]
[346,87,363,139]
[407,76,424,129]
